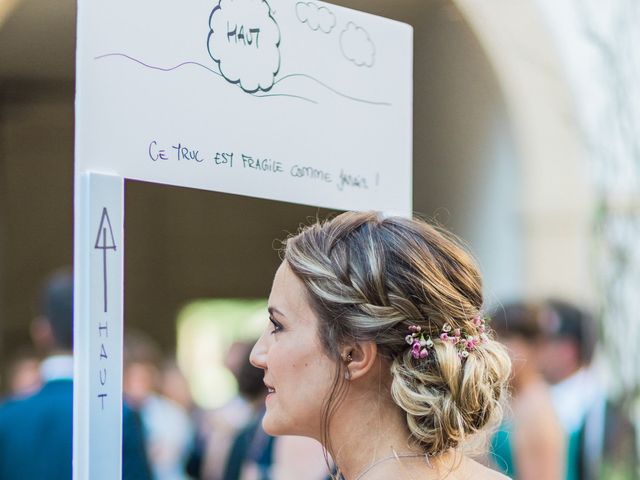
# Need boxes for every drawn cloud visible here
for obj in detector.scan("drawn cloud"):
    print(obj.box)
[295,2,336,34]
[340,22,375,68]
[208,0,281,93]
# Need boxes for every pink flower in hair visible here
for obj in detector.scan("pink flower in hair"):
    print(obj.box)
[406,315,488,362]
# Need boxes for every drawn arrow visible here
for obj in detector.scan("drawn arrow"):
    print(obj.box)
[94,208,117,313]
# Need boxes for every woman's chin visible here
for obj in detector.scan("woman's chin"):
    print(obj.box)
[262,413,306,438]
[261,413,283,436]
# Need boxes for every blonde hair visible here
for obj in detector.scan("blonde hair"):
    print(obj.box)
[283,211,511,455]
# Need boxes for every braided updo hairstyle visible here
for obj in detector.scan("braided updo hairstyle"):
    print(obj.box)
[283,211,511,456]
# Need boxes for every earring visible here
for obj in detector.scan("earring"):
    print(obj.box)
[343,353,353,380]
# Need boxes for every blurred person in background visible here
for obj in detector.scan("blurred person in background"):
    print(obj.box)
[5,348,41,398]
[161,358,208,479]
[538,299,637,480]
[223,414,330,480]
[124,329,195,480]
[0,269,152,480]
[198,340,267,479]
[490,302,565,479]
[161,359,196,412]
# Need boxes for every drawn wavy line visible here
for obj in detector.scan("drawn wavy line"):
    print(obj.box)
[95,53,318,104]
[274,73,391,106]
[251,93,318,104]
[94,54,390,106]
[94,53,223,77]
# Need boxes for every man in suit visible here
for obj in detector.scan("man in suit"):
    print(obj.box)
[0,269,153,480]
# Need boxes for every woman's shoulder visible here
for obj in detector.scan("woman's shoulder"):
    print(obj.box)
[457,457,511,480]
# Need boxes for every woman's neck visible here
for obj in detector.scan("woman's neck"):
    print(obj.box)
[326,385,435,480]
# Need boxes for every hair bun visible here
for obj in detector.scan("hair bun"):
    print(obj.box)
[391,339,510,453]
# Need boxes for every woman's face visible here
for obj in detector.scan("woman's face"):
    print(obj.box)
[250,261,337,439]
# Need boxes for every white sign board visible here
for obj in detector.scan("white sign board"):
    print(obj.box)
[76,0,412,213]
[74,0,412,478]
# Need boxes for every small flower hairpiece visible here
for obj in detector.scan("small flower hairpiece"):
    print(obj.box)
[406,316,489,360]
[405,325,434,359]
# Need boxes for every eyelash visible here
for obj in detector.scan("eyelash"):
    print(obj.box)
[269,316,283,334]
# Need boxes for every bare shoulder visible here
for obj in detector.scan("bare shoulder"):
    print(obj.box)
[457,457,511,480]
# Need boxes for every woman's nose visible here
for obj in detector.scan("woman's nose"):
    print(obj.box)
[249,334,267,370]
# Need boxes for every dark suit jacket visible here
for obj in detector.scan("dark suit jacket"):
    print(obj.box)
[0,379,153,480]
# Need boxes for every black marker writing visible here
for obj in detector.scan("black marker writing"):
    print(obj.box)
[146,139,375,197]
[242,154,283,173]
[290,164,332,183]
[173,143,204,162]
[149,140,169,161]
[98,322,109,337]
[214,152,234,167]
[337,170,369,191]
[94,208,117,313]
[227,22,261,48]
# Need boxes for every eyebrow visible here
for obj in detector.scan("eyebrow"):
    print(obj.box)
[268,306,285,318]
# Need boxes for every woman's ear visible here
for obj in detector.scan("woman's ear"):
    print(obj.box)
[341,341,378,381]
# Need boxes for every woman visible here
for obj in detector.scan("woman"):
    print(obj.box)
[489,302,565,479]
[250,211,511,480]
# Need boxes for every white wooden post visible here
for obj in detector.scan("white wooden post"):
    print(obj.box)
[73,172,124,480]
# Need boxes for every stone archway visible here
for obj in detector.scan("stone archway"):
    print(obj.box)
[453,0,594,302]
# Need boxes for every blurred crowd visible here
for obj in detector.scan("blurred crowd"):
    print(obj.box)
[488,300,637,479]
[0,269,329,480]
[0,269,637,479]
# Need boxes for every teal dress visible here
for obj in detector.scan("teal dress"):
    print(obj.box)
[490,422,516,477]
[565,428,582,480]
[491,421,581,480]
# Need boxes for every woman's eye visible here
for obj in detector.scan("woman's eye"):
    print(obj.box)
[269,317,283,334]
